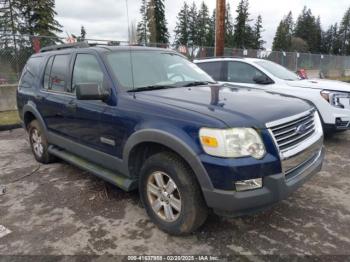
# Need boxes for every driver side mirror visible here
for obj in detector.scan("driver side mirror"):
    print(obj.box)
[75,84,110,101]
[253,75,274,85]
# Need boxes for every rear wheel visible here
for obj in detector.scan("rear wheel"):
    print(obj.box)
[139,152,208,235]
[28,120,55,164]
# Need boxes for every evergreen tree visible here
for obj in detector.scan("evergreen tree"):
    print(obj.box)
[339,7,350,55]
[224,2,234,48]
[18,0,62,46]
[79,26,86,41]
[0,0,21,48]
[252,15,265,49]
[294,6,321,52]
[187,2,198,46]
[272,12,294,51]
[206,9,216,47]
[232,0,253,48]
[137,0,148,44]
[197,1,210,47]
[174,2,189,47]
[147,0,169,44]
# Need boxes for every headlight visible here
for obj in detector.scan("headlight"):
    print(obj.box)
[199,128,266,159]
[321,90,350,109]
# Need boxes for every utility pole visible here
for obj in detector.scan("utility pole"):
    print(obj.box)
[215,0,226,57]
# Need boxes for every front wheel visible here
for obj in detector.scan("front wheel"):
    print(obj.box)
[139,152,208,235]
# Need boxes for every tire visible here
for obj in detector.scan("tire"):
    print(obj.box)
[28,120,55,164]
[139,152,208,235]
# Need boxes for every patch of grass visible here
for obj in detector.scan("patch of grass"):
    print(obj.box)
[0,110,20,126]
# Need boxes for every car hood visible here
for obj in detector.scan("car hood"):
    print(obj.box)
[136,85,312,128]
[285,79,350,92]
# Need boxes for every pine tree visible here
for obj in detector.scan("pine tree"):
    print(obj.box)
[147,0,169,44]
[206,9,216,47]
[252,15,265,49]
[225,2,234,48]
[339,7,350,55]
[79,26,86,41]
[294,6,321,52]
[0,0,20,48]
[137,0,148,44]
[197,1,210,47]
[174,2,189,47]
[233,0,253,48]
[187,2,198,46]
[18,0,62,46]
[272,11,294,51]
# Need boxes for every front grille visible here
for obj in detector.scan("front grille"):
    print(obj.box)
[270,110,316,152]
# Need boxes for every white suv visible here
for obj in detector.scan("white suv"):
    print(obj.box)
[194,57,350,134]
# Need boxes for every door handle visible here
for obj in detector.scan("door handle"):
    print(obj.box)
[35,95,43,101]
[66,101,77,111]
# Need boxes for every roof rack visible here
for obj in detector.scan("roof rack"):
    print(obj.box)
[194,56,244,60]
[40,42,90,53]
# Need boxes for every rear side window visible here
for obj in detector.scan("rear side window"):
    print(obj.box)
[196,62,223,81]
[43,54,70,92]
[71,54,104,93]
[43,56,54,90]
[20,56,44,88]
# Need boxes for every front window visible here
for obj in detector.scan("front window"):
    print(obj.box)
[107,51,214,91]
[255,60,300,81]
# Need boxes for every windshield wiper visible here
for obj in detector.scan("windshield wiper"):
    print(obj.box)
[181,81,217,87]
[128,85,176,92]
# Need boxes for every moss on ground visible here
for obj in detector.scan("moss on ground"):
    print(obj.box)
[0,110,20,126]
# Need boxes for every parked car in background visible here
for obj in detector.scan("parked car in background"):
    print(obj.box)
[194,58,350,134]
[0,77,8,85]
[17,44,324,235]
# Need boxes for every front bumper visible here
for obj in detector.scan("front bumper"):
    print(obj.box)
[202,147,324,216]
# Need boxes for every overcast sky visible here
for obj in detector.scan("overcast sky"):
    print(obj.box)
[55,0,350,49]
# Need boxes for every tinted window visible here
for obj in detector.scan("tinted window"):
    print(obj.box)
[196,62,223,81]
[72,54,104,93]
[227,62,265,83]
[20,56,43,88]
[49,55,70,92]
[43,56,54,90]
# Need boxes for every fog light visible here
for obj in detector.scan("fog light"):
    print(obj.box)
[235,178,262,192]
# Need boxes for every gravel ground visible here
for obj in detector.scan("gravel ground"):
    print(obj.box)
[0,128,350,258]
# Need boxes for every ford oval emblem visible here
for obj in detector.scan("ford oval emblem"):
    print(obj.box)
[296,124,308,135]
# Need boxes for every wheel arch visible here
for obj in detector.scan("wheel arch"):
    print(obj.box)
[22,103,47,133]
[123,129,213,191]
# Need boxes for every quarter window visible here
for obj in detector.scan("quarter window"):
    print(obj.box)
[227,62,265,83]
[72,54,104,93]
[43,56,54,90]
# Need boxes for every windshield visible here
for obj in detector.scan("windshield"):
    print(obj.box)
[107,51,215,91]
[255,60,300,81]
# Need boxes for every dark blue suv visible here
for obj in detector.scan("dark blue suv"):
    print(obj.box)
[17,43,324,235]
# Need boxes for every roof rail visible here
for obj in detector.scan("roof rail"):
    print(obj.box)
[194,56,244,60]
[40,42,90,53]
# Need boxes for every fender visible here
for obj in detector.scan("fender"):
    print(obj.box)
[123,129,214,191]
[22,102,47,133]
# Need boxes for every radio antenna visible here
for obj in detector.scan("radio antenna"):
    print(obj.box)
[125,0,136,96]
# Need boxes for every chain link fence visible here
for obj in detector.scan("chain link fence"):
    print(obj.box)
[1,34,350,85]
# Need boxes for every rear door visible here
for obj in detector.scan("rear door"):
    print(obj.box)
[38,53,75,138]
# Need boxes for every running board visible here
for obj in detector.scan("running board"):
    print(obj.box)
[48,146,137,192]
